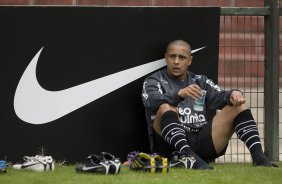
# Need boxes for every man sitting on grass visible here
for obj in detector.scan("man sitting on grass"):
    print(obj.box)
[141,39,278,169]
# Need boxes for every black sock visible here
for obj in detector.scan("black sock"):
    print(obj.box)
[234,109,267,163]
[160,111,192,154]
[159,111,212,169]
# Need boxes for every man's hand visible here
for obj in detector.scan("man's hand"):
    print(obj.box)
[230,90,246,106]
[178,84,202,100]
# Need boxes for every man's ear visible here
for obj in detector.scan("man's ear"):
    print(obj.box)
[188,55,193,65]
[165,53,168,63]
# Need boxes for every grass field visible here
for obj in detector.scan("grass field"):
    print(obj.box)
[0,162,281,184]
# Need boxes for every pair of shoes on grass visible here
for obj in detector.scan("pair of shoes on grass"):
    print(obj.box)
[127,151,211,171]
[13,155,55,172]
[128,152,169,173]
[76,152,121,174]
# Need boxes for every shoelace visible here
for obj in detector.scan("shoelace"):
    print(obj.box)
[23,156,39,163]
[150,153,159,157]
[127,151,140,163]
[23,155,53,164]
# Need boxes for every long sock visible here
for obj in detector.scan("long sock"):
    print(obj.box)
[234,109,277,167]
[159,111,212,169]
[234,109,262,154]
[160,111,191,154]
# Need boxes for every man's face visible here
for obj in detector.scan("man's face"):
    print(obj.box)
[165,44,192,80]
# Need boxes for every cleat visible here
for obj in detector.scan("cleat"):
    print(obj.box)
[76,154,110,174]
[100,152,121,174]
[123,151,140,166]
[13,155,55,172]
[170,151,212,170]
[253,160,278,168]
[170,151,196,169]
[153,154,169,173]
[252,153,279,168]
[129,152,156,173]
[0,160,8,174]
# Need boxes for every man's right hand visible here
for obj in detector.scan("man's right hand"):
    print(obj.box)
[178,84,202,100]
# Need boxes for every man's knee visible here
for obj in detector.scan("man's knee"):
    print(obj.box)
[158,103,177,116]
[153,103,177,135]
[221,103,248,118]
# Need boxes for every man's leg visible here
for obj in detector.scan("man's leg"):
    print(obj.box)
[212,104,278,167]
[211,105,242,153]
[153,103,212,169]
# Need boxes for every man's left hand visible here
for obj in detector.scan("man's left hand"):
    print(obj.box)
[230,91,246,106]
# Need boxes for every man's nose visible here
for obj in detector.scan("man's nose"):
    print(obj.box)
[173,56,180,64]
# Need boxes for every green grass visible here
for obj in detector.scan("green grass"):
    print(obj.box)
[1,162,281,184]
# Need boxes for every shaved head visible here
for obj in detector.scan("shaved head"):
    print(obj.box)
[164,39,193,80]
[166,40,191,54]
